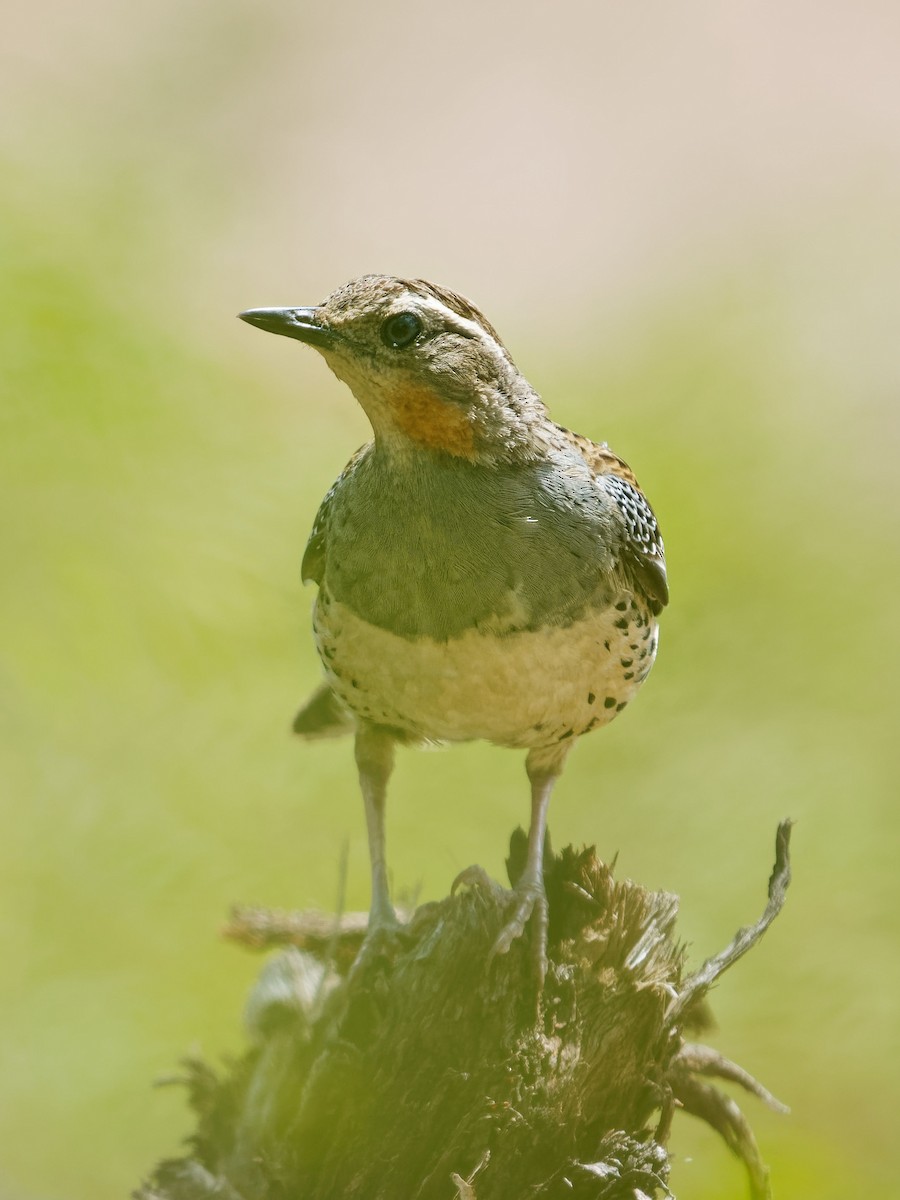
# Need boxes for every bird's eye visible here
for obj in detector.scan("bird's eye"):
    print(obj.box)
[381,312,422,349]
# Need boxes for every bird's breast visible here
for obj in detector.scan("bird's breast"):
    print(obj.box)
[323,456,620,640]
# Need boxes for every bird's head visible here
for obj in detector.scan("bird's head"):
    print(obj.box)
[239,275,551,464]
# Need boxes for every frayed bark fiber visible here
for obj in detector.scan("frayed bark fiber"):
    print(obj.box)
[136,823,791,1200]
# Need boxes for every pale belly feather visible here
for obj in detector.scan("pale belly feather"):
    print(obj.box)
[314,590,659,749]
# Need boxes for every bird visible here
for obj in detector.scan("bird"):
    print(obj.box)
[238,275,667,985]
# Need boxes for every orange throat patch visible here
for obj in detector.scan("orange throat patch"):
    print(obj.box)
[386,384,478,459]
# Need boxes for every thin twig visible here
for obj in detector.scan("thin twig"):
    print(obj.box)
[312,837,351,1012]
[668,820,792,1023]
[674,1043,789,1114]
[673,1074,772,1200]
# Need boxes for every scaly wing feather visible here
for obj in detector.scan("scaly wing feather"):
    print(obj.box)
[556,425,669,614]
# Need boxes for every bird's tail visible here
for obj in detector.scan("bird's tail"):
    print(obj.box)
[292,683,356,740]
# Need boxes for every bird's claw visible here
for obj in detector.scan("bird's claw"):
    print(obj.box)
[492,874,549,991]
[452,865,549,991]
[451,863,503,898]
[349,912,405,980]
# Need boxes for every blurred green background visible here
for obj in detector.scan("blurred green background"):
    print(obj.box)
[2,2,898,1196]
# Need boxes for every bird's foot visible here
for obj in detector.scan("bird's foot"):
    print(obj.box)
[452,864,548,991]
[348,908,405,981]
[493,870,549,991]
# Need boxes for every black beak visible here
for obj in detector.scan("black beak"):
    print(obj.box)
[238,307,333,348]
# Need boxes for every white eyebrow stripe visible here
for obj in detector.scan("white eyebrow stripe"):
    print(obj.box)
[399,291,515,374]
[400,292,487,341]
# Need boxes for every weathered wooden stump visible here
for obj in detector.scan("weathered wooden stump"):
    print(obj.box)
[136,823,791,1200]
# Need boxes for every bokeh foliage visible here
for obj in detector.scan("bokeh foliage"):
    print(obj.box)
[2,3,899,1197]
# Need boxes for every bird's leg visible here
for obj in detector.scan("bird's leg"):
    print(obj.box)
[354,722,399,935]
[492,744,568,988]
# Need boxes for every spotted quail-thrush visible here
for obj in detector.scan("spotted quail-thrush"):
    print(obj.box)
[239,275,667,984]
